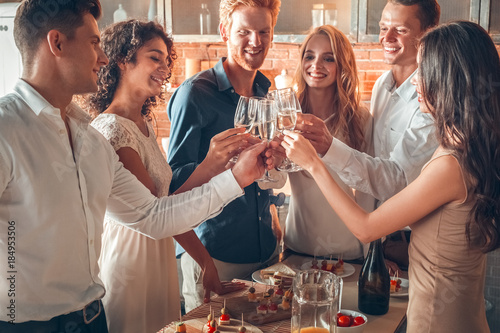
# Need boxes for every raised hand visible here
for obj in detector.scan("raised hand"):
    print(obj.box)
[203,127,254,175]
[263,135,286,170]
[281,130,322,172]
[294,113,333,156]
[232,141,267,188]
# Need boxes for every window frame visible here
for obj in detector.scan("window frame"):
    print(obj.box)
[158,0,499,43]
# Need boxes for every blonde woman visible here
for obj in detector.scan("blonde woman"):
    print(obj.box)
[283,25,373,261]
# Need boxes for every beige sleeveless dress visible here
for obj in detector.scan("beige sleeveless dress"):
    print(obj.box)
[407,150,489,332]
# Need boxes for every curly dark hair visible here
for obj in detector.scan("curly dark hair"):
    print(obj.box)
[419,21,500,253]
[89,19,177,118]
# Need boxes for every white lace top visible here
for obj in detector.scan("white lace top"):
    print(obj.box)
[92,113,172,197]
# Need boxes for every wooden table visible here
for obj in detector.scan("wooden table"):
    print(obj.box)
[159,255,408,333]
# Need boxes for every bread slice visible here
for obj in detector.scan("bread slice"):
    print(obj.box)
[260,262,296,280]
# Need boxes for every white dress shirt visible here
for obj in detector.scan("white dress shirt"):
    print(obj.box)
[322,70,438,202]
[0,80,244,323]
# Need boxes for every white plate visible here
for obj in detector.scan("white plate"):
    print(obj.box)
[390,277,409,297]
[252,270,271,285]
[160,318,263,333]
[252,267,299,285]
[299,261,356,279]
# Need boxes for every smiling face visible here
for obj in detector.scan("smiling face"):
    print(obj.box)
[301,34,337,91]
[379,2,423,70]
[222,5,273,72]
[120,37,170,100]
[62,13,108,94]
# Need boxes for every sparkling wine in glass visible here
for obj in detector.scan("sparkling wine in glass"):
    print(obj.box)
[271,88,303,172]
[247,97,265,138]
[230,96,256,163]
[234,96,255,132]
[277,108,297,132]
[255,98,278,182]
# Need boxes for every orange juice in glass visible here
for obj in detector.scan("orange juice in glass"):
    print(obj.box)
[291,270,343,333]
[293,327,330,333]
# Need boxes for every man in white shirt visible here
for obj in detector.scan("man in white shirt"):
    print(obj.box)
[295,0,441,271]
[0,1,266,331]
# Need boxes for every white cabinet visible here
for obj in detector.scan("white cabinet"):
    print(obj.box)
[0,3,22,97]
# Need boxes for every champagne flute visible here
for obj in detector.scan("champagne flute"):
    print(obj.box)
[234,96,255,132]
[255,98,278,182]
[272,88,303,172]
[230,96,256,163]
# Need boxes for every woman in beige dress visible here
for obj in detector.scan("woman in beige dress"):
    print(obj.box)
[89,20,248,333]
[281,21,499,333]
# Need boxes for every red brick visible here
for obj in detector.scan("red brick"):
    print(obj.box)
[354,51,370,60]
[266,49,289,60]
[183,48,211,59]
[361,92,372,102]
[172,66,183,76]
[366,71,385,81]
[363,81,376,93]
[353,43,381,50]
[272,59,300,71]
[259,59,274,70]
[176,42,202,48]
[370,50,385,60]
[288,48,301,60]
[155,112,169,121]
[273,43,301,50]
[356,60,391,71]
[157,129,171,138]
[217,48,228,58]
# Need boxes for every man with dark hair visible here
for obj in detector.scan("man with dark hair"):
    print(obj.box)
[0,1,266,331]
[295,0,441,272]
[393,0,440,31]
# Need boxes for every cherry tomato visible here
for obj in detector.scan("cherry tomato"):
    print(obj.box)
[353,316,365,326]
[337,315,351,327]
[336,312,343,321]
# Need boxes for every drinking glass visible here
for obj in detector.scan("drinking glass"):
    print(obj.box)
[234,96,255,132]
[292,270,343,333]
[270,88,303,172]
[230,96,256,163]
[255,98,278,183]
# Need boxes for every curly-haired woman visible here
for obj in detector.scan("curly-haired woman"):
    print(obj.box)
[90,20,246,333]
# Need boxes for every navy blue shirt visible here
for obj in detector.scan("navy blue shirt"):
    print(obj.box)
[167,58,276,263]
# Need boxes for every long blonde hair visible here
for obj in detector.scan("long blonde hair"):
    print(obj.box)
[294,25,366,150]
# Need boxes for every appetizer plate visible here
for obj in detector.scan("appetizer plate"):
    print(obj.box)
[390,277,409,297]
[160,318,263,333]
[252,270,271,285]
[251,268,298,285]
[299,261,356,279]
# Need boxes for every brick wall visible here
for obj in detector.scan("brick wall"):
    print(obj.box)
[155,42,500,141]
[153,41,392,141]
